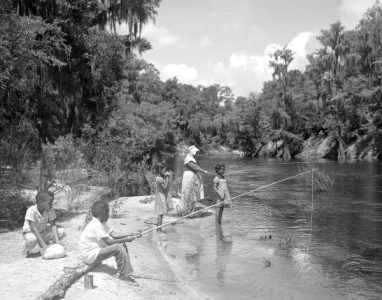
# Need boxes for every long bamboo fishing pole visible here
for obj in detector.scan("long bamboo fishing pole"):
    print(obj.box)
[140,169,315,235]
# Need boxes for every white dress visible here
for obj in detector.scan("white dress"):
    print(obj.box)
[179,154,204,214]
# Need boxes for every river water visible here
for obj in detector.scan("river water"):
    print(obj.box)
[157,156,382,300]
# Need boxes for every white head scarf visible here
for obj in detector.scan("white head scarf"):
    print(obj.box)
[188,145,199,157]
[184,145,199,165]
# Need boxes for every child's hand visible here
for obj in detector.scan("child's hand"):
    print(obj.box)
[135,230,143,238]
[40,245,48,255]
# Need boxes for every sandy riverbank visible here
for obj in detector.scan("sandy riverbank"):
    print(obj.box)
[0,196,210,300]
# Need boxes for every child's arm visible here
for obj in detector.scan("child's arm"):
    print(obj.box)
[110,231,142,240]
[47,209,61,244]
[102,231,142,245]
[29,222,48,252]
[50,220,60,244]
[158,177,170,191]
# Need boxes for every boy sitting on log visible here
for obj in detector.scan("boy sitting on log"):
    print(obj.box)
[79,200,142,285]
[23,190,65,257]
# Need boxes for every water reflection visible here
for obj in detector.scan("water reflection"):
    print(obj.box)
[168,156,382,299]
[184,227,204,277]
[215,225,233,286]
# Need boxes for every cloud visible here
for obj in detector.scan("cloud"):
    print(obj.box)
[161,63,198,84]
[115,23,181,48]
[229,54,249,68]
[149,31,313,97]
[339,0,375,28]
[199,36,213,48]
[218,31,313,95]
[288,32,312,70]
[142,24,182,47]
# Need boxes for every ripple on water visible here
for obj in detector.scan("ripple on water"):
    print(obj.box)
[165,156,382,299]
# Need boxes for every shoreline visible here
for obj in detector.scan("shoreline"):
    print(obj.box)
[0,195,208,300]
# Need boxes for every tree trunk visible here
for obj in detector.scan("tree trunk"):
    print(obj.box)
[337,136,346,161]
[283,141,291,161]
[36,263,97,300]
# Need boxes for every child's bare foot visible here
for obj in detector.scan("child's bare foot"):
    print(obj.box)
[119,275,139,286]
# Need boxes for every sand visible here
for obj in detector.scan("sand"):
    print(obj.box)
[0,196,210,300]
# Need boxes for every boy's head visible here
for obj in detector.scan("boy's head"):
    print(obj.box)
[91,200,110,223]
[36,190,54,212]
[215,163,225,174]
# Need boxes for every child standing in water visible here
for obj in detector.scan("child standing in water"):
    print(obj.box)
[154,163,172,232]
[213,164,231,225]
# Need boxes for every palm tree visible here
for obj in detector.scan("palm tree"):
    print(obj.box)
[13,0,161,43]
[104,0,161,52]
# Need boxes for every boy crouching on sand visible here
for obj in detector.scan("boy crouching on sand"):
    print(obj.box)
[79,200,142,285]
[23,190,65,257]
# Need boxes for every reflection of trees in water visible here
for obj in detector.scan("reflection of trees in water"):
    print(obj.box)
[215,225,233,286]
[184,231,204,276]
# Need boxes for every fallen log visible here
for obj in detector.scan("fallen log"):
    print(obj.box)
[36,262,97,300]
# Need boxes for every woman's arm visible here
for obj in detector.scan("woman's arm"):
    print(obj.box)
[186,162,207,174]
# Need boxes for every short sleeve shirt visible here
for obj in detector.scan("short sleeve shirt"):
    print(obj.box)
[79,218,114,264]
[22,205,57,233]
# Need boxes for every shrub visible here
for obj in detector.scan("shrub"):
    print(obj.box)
[0,190,33,229]
[299,162,334,192]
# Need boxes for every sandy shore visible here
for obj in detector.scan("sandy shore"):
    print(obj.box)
[0,196,210,300]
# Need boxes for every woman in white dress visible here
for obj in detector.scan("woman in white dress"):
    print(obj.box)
[179,146,209,215]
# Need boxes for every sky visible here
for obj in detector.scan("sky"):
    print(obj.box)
[117,0,376,97]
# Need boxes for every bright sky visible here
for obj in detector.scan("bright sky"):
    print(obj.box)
[117,0,375,97]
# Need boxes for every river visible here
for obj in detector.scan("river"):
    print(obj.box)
[158,156,382,300]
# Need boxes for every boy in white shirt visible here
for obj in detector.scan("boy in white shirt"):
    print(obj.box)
[23,190,65,257]
[79,200,142,285]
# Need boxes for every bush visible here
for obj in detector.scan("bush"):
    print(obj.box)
[42,134,90,211]
[299,163,334,192]
[0,190,33,229]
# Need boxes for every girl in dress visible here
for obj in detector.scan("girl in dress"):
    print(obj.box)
[154,163,172,232]
[213,164,231,225]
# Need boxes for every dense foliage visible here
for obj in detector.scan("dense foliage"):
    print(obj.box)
[2,0,382,199]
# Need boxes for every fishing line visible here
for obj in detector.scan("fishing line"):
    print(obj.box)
[140,169,315,235]
[306,169,314,255]
[132,272,248,283]
[134,170,317,285]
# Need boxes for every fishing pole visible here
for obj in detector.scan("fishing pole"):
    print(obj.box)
[140,169,315,236]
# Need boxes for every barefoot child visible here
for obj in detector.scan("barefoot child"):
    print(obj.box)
[79,200,142,284]
[22,190,65,257]
[154,163,172,232]
[213,164,231,225]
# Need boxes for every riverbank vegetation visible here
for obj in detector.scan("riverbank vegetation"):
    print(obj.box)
[1,0,382,224]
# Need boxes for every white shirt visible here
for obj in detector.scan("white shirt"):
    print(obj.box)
[22,205,57,233]
[79,217,113,264]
